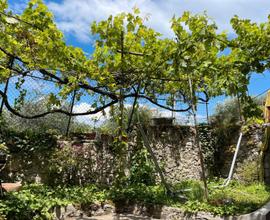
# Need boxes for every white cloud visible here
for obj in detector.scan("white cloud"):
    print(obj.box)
[73,102,110,125]
[73,102,135,125]
[71,101,207,126]
[9,0,270,42]
[45,0,270,42]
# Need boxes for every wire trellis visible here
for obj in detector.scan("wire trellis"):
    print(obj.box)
[0,72,269,135]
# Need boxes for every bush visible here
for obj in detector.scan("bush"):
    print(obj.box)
[108,184,167,205]
[0,181,269,219]
[172,180,204,201]
[180,181,270,216]
[0,129,57,183]
[2,98,70,135]
[0,184,105,220]
[211,96,264,128]
[236,160,260,184]
[129,146,156,186]
[211,98,241,127]
[47,145,91,186]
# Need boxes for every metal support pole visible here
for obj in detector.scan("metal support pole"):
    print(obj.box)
[223,132,243,187]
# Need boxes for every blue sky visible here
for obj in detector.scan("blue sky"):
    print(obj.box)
[4,0,270,124]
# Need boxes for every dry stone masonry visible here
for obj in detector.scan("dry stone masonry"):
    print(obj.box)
[3,123,268,185]
[57,125,206,185]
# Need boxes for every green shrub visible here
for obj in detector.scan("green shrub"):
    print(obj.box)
[237,160,260,184]
[1,130,57,183]
[172,180,204,201]
[129,147,156,186]
[180,181,270,216]
[108,184,167,204]
[0,184,105,220]
[0,181,269,219]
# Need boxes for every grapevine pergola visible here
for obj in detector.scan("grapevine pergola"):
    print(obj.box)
[1,0,270,200]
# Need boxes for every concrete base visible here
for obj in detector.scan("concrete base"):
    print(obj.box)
[224,201,270,220]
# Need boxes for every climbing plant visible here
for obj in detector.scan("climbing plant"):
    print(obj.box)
[2,0,270,199]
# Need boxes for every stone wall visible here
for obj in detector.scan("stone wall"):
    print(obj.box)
[1,125,206,185]
[56,125,204,185]
[3,123,266,185]
[56,133,116,185]
[147,125,202,182]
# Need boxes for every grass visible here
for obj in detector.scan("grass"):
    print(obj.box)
[176,180,270,216]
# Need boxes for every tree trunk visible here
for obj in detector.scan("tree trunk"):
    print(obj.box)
[188,77,209,200]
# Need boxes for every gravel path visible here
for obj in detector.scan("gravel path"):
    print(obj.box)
[67,214,159,220]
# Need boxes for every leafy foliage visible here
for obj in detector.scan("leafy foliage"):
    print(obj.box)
[182,181,270,216]
[1,2,270,218]
[2,100,70,135]
[108,184,167,205]
[172,180,204,201]
[0,0,266,122]
[211,98,242,127]
[198,125,217,176]
[47,144,99,186]
[1,96,93,135]
[210,96,264,176]
[129,147,156,186]
[0,184,105,220]
[236,160,260,184]
[0,181,268,219]
[100,106,153,134]
[0,129,57,183]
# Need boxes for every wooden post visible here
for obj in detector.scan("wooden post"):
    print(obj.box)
[126,84,140,133]
[237,93,243,122]
[261,90,270,183]
[136,112,172,194]
[119,31,125,139]
[65,89,77,137]
[0,78,10,116]
[264,91,270,123]
[115,31,126,179]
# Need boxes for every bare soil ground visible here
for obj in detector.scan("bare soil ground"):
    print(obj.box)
[67,213,159,220]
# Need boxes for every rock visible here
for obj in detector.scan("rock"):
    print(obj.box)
[66,204,77,213]
[90,203,100,211]
[95,208,105,216]
[104,204,114,213]
[66,205,82,218]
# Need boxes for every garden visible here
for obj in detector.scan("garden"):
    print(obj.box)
[1,0,270,219]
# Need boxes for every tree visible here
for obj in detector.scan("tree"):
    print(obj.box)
[2,96,70,134]
[100,105,153,133]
